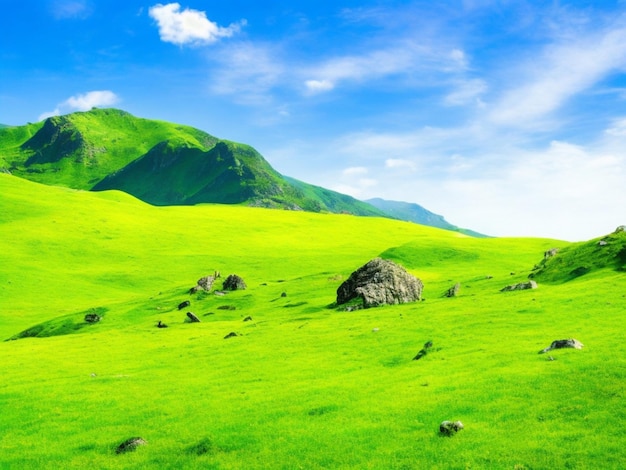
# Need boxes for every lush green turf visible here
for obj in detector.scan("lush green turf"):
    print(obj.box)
[1,173,625,469]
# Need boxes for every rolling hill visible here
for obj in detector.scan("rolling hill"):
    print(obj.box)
[0,108,385,216]
[1,172,625,468]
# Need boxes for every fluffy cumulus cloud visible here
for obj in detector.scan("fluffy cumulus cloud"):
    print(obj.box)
[149,3,245,46]
[38,91,119,121]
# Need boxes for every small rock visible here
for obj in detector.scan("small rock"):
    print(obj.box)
[178,300,191,310]
[413,340,433,361]
[186,312,201,323]
[84,313,101,323]
[156,320,168,328]
[281,292,287,297]
[444,283,460,298]
[223,274,247,291]
[538,338,584,354]
[243,316,253,322]
[501,280,537,292]
[224,332,238,339]
[439,420,464,436]
[115,437,147,454]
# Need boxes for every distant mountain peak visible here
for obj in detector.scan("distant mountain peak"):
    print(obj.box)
[366,197,488,237]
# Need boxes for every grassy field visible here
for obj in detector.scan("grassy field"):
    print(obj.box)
[1,173,625,469]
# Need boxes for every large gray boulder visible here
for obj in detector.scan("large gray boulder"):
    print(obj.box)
[336,258,423,308]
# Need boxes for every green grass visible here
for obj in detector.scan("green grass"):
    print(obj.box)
[1,173,625,469]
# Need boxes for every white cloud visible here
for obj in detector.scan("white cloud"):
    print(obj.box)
[65,90,119,111]
[37,91,120,122]
[149,3,245,46]
[488,22,626,126]
[51,0,92,19]
[38,108,61,122]
[343,166,368,176]
[605,117,626,136]
[444,78,487,106]
[385,159,416,171]
[209,42,284,105]
[304,79,335,94]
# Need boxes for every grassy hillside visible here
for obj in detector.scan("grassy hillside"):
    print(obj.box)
[0,108,216,189]
[0,109,387,217]
[1,173,625,469]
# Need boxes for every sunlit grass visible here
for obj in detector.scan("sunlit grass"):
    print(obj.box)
[1,174,624,469]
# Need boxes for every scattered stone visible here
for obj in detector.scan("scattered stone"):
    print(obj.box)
[544,248,560,259]
[413,340,433,361]
[178,300,191,310]
[156,320,168,328]
[615,225,625,233]
[214,291,226,296]
[243,316,253,322]
[84,313,101,323]
[223,274,247,291]
[115,437,147,454]
[217,305,236,310]
[539,338,584,354]
[190,275,215,294]
[224,332,238,339]
[336,258,423,308]
[444,283,460,298]
[439,421,464,436]
[186,312,201,323]
[599,240,608,246]
[372,327,379,333]
[281,292,287,297]
[501,280,537,292]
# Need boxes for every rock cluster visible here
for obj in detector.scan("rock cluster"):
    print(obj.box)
[336,258,423,308]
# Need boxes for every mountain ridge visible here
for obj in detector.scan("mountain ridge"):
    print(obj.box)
[0,108,477,230]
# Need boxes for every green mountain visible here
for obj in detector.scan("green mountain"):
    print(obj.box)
[0,108,385,216]
[366,197,489,237]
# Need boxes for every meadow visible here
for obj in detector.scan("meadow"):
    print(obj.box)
[1,173,624,469]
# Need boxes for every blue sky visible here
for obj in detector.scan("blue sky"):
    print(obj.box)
[2,1,626,240]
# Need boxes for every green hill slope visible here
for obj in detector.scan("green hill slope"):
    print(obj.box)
[0,108,386,216]
[530,226,626,283]
[2,173,625,468]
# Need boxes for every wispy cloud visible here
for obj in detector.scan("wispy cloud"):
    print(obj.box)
[209,42,285,105]
[444,78,487,106]
[488,19,626,127]
[38,91,119,121]
[149,3,245,46]
[50,0,92,20]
